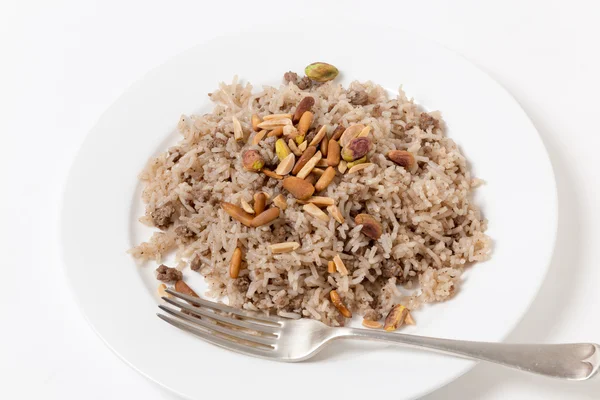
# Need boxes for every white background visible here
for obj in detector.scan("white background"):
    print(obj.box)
[1,0,599,398]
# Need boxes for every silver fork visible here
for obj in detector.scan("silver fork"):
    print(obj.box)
[158,289,599,380]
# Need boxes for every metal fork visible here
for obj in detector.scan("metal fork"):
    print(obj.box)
[158,289,599,380]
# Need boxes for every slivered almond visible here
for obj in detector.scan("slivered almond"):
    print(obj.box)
[333,254,348,276]
[298,141,308,152]
[315,167,336,191]
[263,113,293,120]
[331,125,345,141]
[288,139,302,156]
[327,261,336,274]
[362,319,383,329]
[253,192,266,215]
[306,196,335,206]
[273,194,287,210]
[262,168,283,180]
[311,168,325,177]
[252,129,268,145]
[298,111,313,136]
[338,160,347,173]
[339,124,364,147]
[320,135,329,157]
[283,125,298,138]
[240,198,255,214]
[270,242,300,254]
[303,203,330,222]
[275,153,296,176]
[252,115,261,132]
[296,151,322,179]
[250,207,280,227]
[327,205,345,224]
[282,176,315,200]
[308,125,328,147]
[327,140,341,166]
[232,116,244,141]
[292,146,317,175]
[175,280,199,298]
[347,162,374,174]
[293,96,315,123]
[157,283,172,298]
[315,159,329,168]
[221,202,254,226]
[229,247,243,279]
[330,290,352,318]
[267,126,284,137]
[304,174,317,185]
[257,118,292,129]
[357,125,372,137]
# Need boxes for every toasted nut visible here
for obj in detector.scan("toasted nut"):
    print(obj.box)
[252,129,268,145]
[357,125,372,138]
[384,304,409,331]
[270,241,300,253]
[298,111,314,136]
[329,290,352,318]
[338,160,348,173]
[314,166,336,191]
[250,207,280,227]
[293,96,315,123]
[311,168,325,178]
[333,254,348,276]
[315,159,329,168]
[327,261,336,274]
[283,125,298,139]
[304,174,317,185]
[296,151,322,179]
[232,116,244,141]
[305,62,339,82]
[175,280,199,298]
[320,134,329,157]
[221,202,254,226]
[276,139,291,161]
[327,205,345,224]
[362,319,383,329]
[257,118,292,129]
[387,150,416,170]
[240,198,255,214]
[263,113,293,120]
[288,139,302,156]
[275,153,296,176]
[229,247,243,278]
[306,196,334,206]
[157,283,172,298]
[331,125,345,141]
[339,124,365,148]
[355,213,383,240]
[267,126,284,137]
[295,135,305,145]
[298,141,308,151]
[303,203,329,222]
[346,156,367,169]
[262,168,283,180]
[342,137,372,161]
[242,150,265,172]
[273,194,287,210]
[347,162,373,174]
[405,311,416,325]
[251,115,261,132]
[327,140,341,166]
[292,146,317,175]
[253,192,266,215]
[282,176,315,200]
[308,125,328,147]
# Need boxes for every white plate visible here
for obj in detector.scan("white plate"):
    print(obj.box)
[61,24,557,400]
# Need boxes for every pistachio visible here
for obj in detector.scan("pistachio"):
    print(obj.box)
[175,280,200,298]
[253,192,266,215]
[292,145,317,175]
[251,114,261,132]
[305,62,339,82]
[273,194,287,210]
[250,207,280,227]
[327,140,341,166]
[387,150,416,170]
[229,247,243,279]
[293,96,315,124]
[252,129,268,145]
[339,124,365,148]
[308,125,328,147]
[263,113,293,120]
[275,153,296,176]
[362,319,383,329]
[266,126,284,137]
[331,125,345,141]
[241,150,265,172]
[346,156,367,169]
[288,139,302,156]
[276,139,291,161]
[240,198,255,214]
[221,202,254,226]
[327,205,345,224]
[383,304,409,332]
[262,168,283,180]
[282,176,315,200]
[354,213,383,240]
[270,241,300,254]
[329,290,352,318]
[303,203,329,222]
[342,137,372,161]
[347,162,373,174]
[327,261,336,274]
[232,116,244,141]
[333,254,348,276]
[296,151,322,179]
[298,111,313,137]
[320,134,329,157]
[315,166,336,192]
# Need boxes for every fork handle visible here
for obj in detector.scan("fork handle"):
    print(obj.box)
[336,329,599,380]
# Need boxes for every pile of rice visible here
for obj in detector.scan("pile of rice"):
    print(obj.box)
[130,72,491,327]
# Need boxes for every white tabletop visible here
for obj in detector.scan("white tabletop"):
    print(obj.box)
[1,0,599,398]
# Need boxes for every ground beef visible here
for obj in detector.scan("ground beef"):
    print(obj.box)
[207,137,227,149]
[190,254,202,271]
[297,76,312,90]
[287,295,303,312]
[363,309,382,321]
[405,122,415,131]
[234,276,250,293]
[156,264,182,282]
[273,294,289,308]
[371,105,382,118]
[419,112,439,131]
[150,202,175,229]
[284,71,298,84]
[174,225,195,240]
[334,313,346,327]
[350,90,369,106]
[381,260,401,278]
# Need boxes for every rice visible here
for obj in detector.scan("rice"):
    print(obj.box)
[129,73,491,327]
